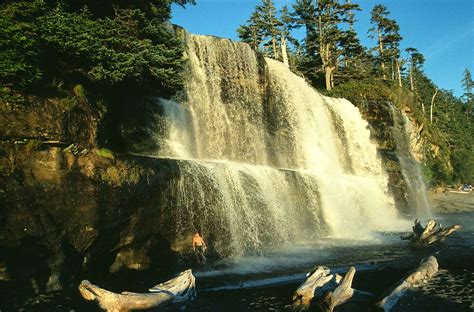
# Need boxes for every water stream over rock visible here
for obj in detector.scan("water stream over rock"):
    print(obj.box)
[139,33,407,257]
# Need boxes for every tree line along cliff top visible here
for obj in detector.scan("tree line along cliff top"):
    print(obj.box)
[1,0,473,185]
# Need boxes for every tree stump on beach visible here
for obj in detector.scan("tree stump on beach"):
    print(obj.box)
[375,256,439,311]
[79,269,196,312]
[402,219,461,248]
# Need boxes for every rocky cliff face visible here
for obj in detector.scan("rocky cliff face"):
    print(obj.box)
[0,98,192,308]
[354,98,411,214]
[334,88,430,217]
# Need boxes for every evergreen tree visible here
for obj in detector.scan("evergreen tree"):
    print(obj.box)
[236,1,283,59]
[369,4,402,81]
[336,0,371,83]
[257,0,282,59]
[0,1,45,90]
[461,68,474,105]
[0,0,196,98]
[237,1,300,67]
[292,0,318,59]
[292,0,360,90]
[280,5,299,67]
[406,48,425,92]
[237,11,265,51]
[290,0,319,83]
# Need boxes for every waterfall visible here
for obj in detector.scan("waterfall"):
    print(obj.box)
[147,33,404,257]
[389,104,432,218]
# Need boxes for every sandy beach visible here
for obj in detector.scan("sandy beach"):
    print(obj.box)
[430,190,474,213]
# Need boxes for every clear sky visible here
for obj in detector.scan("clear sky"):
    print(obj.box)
[172,0,474,97]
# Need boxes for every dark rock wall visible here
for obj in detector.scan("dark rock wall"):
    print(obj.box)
[351,98,411,215]
[0,98,187,308]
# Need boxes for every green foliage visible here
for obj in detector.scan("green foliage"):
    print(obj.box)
[0,0,194,100]
[237,11,265,51]
[99,163,144,186]
[95,148,115,160]
[73,84,86,99]
[326,78,395,102]
[237,0,281,57]
[452,149,474,183]
[37,6,184,94]
[369,4,402,80]
[0,1,44,89]
[461,68,473,105]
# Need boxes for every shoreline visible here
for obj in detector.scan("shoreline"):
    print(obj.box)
[429,190,474,213]
[6,191,474,311]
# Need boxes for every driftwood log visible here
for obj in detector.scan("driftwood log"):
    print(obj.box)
[317,267,356,312]
[375,256,439,311]
[402,219,461,248]
[293,266,374,311]
[79,269,196,312]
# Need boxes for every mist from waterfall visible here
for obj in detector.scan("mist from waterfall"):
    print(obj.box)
[150,33,406,257]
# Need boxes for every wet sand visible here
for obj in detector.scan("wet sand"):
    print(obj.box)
[430,190,474,213]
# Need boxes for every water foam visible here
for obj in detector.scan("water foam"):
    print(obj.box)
[147,33,408,256]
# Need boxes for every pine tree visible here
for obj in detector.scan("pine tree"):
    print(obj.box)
[280,5,299,67]
[0,0,195,98]
[237,11,265,51]
[237,1,300,67]
[461,68,474,105]
[292,0,318,62]
[292,0,360,90]
[369,4,402,81]
[337,0,371,83]
[256,0,282,59]
[406,48,424,90]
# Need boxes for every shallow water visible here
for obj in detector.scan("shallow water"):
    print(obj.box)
[168,212,474,312]
[13,212,474,311]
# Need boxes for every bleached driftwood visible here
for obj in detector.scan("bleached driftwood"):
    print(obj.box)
[149,269,196,301]
[292,266,336,310]
[293,266,373,311]
[79,269,196,312]
[402,219,461,248]
[375,256,438,311]
[316,267,358,312]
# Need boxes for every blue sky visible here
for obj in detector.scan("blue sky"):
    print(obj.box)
[172,0,473,97]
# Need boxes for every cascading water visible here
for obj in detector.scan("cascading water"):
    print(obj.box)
[148,33,405,257]
[389,104,432,218]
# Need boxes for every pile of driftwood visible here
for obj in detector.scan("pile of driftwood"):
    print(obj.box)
[292,256,439,312]
[292,265,374,312]
[79,269,196,311]
[402,219,461,248]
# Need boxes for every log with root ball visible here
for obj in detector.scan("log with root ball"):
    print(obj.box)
[375,256,439,311]
[292,266,374,311]
[402,219,461,248]
[79,269,196,312]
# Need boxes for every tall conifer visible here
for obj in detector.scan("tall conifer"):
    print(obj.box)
[369,4,402,81]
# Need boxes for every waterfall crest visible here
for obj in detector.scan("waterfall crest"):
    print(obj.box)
[150,34,404,256]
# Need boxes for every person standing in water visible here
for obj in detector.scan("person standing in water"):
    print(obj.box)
[192,231,207,264]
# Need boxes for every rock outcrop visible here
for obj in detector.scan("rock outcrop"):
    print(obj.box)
[0,97,188,308]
